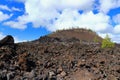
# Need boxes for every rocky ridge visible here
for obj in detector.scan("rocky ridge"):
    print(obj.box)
[0,29,120,80]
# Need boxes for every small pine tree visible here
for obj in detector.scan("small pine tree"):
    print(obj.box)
[101,34,114,48]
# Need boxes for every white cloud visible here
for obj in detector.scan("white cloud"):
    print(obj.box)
[113,25,120,34]
[3,21,27,29]
[11,7,21,11]
[5,0,95,29]
[0,5,11,11]
[48,10,112,33]
[24,0,95,27]
[0,5,21,12]
[24,0,95,10]
[3,14,28,29]
[24,0,60,27]
[0,11,12,21]
[112,14,120,34]
[111,34,120,43]
[8,0,110,31]
[99,0,120,13]
[113,14,120,24]
[4,0,120,43]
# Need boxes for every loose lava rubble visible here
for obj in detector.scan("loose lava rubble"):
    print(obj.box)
[0,29,120,80]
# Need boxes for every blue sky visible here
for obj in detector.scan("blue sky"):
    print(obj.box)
[0,0,120,43]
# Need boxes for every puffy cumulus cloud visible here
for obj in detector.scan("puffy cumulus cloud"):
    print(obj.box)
[5,0,120,43]
[13,0,114,33]
[4,0,95,29]
[113,14,120,24]
[60,0,94,10]
[112,14,120,34]
[24,0,95,11]
[99,0,120,13]
[0,11,12,21]
[24,0,60,28]
[111,34,120,43]
[113,25,120,34]
[8,0,111,32]
[23,0,95,28]
[48,10,112,33]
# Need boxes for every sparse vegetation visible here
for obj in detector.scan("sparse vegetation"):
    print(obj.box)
[101,34,114,48]
[48,28,102,43]
[0,29,120,80]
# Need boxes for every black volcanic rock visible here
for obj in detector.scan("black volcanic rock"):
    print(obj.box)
[37,36,61,43]
[0,29,120,80]
[0,35,14,46]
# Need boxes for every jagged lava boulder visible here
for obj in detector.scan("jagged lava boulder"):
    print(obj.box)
[0,35,14,47]
[0,29,120,80]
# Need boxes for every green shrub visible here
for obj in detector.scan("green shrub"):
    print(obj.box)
[101,34,114,48]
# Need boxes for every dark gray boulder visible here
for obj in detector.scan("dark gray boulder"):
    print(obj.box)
[0,35,14,47]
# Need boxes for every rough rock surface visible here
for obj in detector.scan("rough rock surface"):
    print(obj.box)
[0,35,14,47]
[0,29,120,80]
